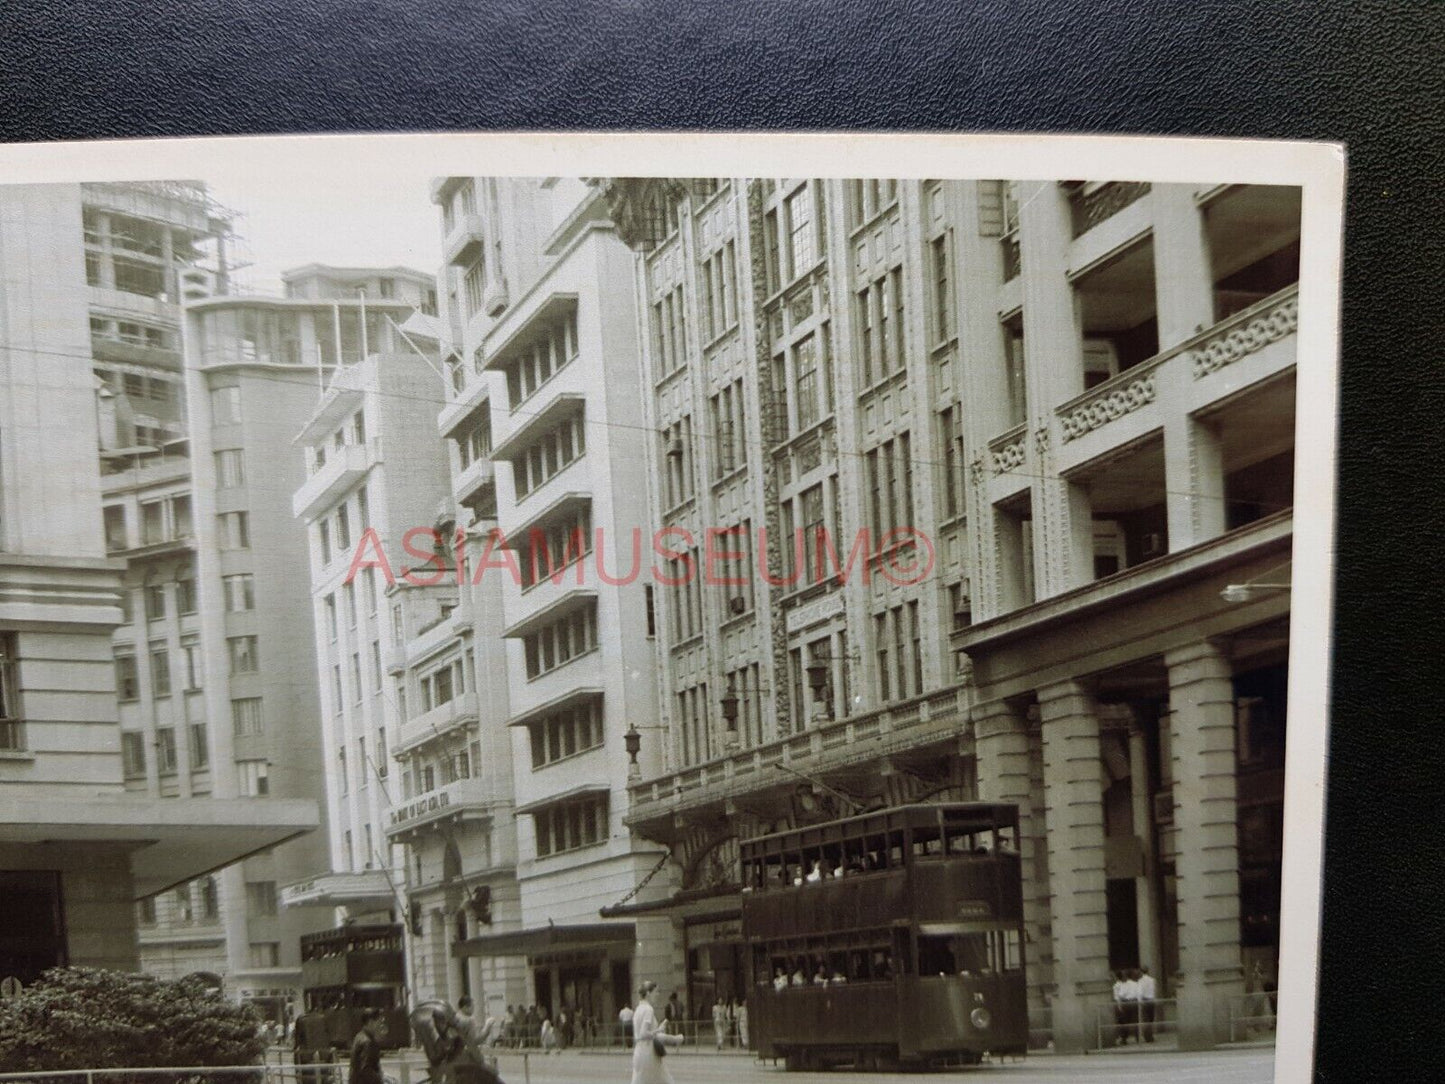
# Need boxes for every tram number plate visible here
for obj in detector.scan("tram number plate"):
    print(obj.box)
[957,901,992,919]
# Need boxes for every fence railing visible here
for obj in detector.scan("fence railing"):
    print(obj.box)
[1227,993,1279,1043]
[1094,996,1177,1049]
[480,1018,749,1052]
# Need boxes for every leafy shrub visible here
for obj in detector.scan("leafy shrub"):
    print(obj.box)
[0,967,267,1080]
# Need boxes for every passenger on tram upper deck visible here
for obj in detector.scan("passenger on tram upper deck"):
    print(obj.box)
[791,965,807,987]
[773,969,789,992]
[813,966,828,986]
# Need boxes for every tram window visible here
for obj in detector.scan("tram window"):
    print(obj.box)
[998,929,1023,971]
[911,824,943,858]
[955,933,991,973]
[864,833,887,869]
[944,825,974,854]
[918,935,957,975]
[997,826,1018,854]
[870,949,894,981]
[887,830,906,867]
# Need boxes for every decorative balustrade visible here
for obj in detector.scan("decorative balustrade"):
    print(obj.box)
[627,687,970,825]
[988,424,1028,473]
[1059,367,1160,443]
[1069,181,1152,237]
[1189,289,1299,379]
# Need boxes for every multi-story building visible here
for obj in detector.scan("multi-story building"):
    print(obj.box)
[411,177,673,1025]
[0,182,317,986]
[175,268,412,1022]
[283,265,450,982]
[601,178,1298,1051]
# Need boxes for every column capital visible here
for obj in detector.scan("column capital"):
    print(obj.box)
[1036,678,1094,711]
[972,697,1028,739]
[1163,638,1232,675]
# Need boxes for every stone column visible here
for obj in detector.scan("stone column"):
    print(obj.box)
[974,699,1052,1022]
[1165,414,1227,550]
[1151,184,1216,351]
[1165,641,1244,1049]
[93,210,116,289]
[1129,723,1161,978]
[1018,182,1092,598]
[1037,681,1109,1052]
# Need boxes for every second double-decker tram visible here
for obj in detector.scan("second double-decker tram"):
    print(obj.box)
[740,803,1027,1070]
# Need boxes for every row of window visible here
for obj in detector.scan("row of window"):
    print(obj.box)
[100,369,178,403]
[317,486,370,566]
[120,723,208,775]
[135,875,220,926]
[527,697,604,769]
[503,309,579,409]
[865,432,916,543]
[761,182,820,296]
[456,410,493,470]
[399,736,479,801]
[513,415,585,499]
[522,604,599,680]
[658,415,695,509]
[677,681,712,766]
[103,495,194,552]
[323,569,381,640]
[330,642,384,714]
[518,504,593,590]
[534,794,608,858]
[709,379,746,478]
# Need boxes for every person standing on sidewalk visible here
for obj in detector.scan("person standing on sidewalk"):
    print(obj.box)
[712,998,727,1050]
[631,980,683,1084]
[1136,967,1156,1043]
[735,998,749,1050]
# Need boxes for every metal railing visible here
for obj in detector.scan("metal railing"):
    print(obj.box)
[1227,993,1278,1043]
[1094,996,1178,1049]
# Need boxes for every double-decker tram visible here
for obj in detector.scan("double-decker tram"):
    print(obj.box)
[740,803,1026,1070]
[298,924,410,1051]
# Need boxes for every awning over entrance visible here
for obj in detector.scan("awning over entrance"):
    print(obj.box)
[0,794,319,900]
[454,922,635,959]
[280,868,396,910]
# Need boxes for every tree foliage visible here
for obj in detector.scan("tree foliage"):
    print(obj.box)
[0,967,267,1075]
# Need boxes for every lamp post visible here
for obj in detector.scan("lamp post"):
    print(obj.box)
[1220,560,1292,604]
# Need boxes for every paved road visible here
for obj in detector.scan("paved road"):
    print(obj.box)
[459,1048,1275,1084]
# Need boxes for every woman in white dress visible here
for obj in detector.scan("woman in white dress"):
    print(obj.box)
[630,980,683,1084]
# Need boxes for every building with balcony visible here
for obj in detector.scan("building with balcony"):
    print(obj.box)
[0,183,317,989]
[417,177,672,1025]
[283,267,452,996]
[599,178,1298,1050]
[174,265,440,1022]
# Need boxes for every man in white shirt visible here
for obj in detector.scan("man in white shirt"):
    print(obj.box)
[1120,972,1141,1042]
[1136,967,1157,1043]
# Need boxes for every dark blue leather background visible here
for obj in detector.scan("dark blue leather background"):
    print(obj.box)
[1,2,1442,1079]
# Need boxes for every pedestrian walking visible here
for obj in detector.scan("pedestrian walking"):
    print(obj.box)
[618,1002,635,1047]
[631,980,683,1084]
[540,1013,560,1055]
[712,998,726,1050]
[347,1009,387,1084]
[735,998,749,1049]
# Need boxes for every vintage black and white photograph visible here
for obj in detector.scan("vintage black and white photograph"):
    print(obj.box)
[0,134,1342,1084]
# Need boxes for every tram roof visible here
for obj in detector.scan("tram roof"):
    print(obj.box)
[740,801,1019,851]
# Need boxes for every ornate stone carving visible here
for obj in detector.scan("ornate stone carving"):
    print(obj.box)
[1034,426,1050,453]
[1190,295,1299,379]
[992,438,1026,474]
[969,456,985,485]
[597,178,689,252]
[1059,372,1158,442]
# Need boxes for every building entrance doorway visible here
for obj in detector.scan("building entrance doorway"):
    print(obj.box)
[0,871,66,985]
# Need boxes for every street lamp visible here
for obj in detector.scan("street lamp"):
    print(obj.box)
[1221,561,1292,604]
[624,723,642,766]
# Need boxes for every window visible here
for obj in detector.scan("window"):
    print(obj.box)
[218,511,250,550]
[512,413,586,499]
[857,266,906,387]
[318,519,331,565]
[931,233,954,342]
[699,241,738,342]
[223,573,255,612]
[338,747,349,793]
[724,662,765,749]
[116,654,139,701]
[180,639,202,691]
[659,415,694,508]
[786,185,816,276]
[156,727,178,773]
[336,505,351,550]
[350,654,362,704]
[246,881,278,916]
[715,520,754,617]
[874,604,923,703]
[502,309,579,408]
[200,877,219,920]
[790,331,832,432]
[528,697,604,768]
[238,759,269,796]
[375,728,389,778]
[522,604,599,680]
[650,286,688,378]
[666,548,704,642]
[533,794,609,858]
[371,643,382,690]
[176,566,197,615]
[210,387,241,427]
[678,682,713,766]
[141,495,192,545]
[0,635,22,752]
[464,259,486,316]
[233,697,264,737]
[150,645,171,698]
[189,722,209,769]
[519,504,593,590]
[709,380,745,478]
[173,886,194,924]
[144,583,167,621]
[939,407,965,521]
[103,505,127,551]
[343,582,357,628]
[645,584,657,638]
[227,635,259,675]
[137,895,157,926]
[324,594,338,639]
[457,413,493,469]
[215,449,246,488]
[331,665,343,712]
[248,942,280,969]
[121,731,145,777]
[849,179,899,226]
[866,432,914,544]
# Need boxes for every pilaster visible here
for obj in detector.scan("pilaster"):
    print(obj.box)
[974,699,1052,1021]
[1165,640,1243,1049]
[1150,185,1215,352]
[1037,680,1108,1052]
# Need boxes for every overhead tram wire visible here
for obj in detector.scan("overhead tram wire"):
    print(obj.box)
[1,338,1298,515]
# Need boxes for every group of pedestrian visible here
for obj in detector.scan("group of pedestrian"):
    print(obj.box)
[1110,966,1157,1044]
[709,997,748,1049]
